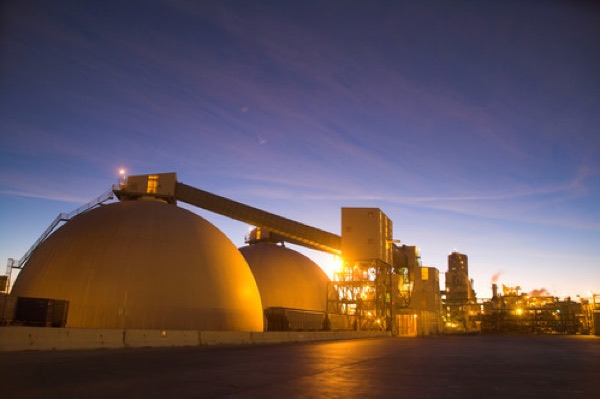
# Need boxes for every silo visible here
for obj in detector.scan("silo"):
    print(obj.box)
[11,200,264,331]
[239,242,329,312]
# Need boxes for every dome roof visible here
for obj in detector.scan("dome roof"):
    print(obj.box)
[239,242,329,311]
[12,200,263,331]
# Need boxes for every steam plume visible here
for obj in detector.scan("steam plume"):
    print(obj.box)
[529,288,550,297]
[491,272,502,283]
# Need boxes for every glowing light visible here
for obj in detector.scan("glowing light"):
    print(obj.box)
[516,308,523,316]
[118,168,127,186]
[323,255,344,279]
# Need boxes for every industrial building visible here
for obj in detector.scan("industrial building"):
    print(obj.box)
[1,172,597,338]
[479,284,589,335]
[443,251,479,332]
[1,173,443,336]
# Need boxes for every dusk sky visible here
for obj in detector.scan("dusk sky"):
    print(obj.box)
[1,1,599,299]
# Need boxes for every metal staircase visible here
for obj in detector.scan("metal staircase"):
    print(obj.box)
[3,189,115,292]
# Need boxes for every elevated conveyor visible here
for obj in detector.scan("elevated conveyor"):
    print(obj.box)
[112,173,341,254]
[175,182,341,255]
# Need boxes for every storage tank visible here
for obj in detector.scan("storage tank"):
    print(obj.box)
[239,242,329,311]
[12,200,264,331]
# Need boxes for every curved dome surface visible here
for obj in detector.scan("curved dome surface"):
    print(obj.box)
[239,242,329,311]
[12,200,263,331]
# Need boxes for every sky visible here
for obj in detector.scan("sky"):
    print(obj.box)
[1,0,599,299]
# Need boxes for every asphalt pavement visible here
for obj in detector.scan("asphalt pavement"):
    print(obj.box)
[1,334,598,398]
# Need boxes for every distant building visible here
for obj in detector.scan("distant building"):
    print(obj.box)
[481,285,583,334]
[411,266,443,335]
[444,251,477,332]
[392,245,443,335]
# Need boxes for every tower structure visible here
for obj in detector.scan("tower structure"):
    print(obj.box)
[327,208,394,331]
[444,251,477,331]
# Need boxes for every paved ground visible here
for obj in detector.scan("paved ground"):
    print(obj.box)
[1,334,598,398]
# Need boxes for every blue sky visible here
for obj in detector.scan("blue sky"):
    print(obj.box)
[1,0,599,298]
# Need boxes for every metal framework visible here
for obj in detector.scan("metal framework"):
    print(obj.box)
[327,259,394,331]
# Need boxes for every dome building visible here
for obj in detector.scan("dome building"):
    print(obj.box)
[11,200,264,331]
[239,242,329,312]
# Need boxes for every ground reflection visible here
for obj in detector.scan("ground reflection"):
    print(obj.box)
[281,340,390,398]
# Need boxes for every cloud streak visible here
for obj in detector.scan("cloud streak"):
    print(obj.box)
[0,189,91,205]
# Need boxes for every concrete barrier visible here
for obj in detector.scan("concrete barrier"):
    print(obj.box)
[249,331,293,344]
[125,329,199,348]
[0,327,390,352]
[0,327,123,351]
[199,331,254,345]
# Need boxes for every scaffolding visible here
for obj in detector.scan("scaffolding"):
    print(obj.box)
[327,259,395,331]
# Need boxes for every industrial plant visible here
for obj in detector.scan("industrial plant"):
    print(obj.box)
[1,173,598,341]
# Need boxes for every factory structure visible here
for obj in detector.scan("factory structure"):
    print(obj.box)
[441,253,599,335]
[1,173,598,336]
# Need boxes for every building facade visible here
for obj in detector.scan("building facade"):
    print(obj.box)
[444,251,477,332]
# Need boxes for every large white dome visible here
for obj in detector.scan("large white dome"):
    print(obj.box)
[239,242,329,312]
[12,200,264,331]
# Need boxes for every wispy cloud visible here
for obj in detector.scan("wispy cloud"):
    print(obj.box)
[0,189,90,204]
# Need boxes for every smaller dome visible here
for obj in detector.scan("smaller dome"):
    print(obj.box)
[239,242,329,311]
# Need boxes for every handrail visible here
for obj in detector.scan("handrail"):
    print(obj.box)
[12,189,115,269]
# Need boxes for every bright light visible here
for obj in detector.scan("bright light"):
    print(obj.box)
[516,308,523,316]
[322,255,344,279]
[117,168,127,186]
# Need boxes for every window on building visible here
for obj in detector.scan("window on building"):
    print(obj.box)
[421,267,429,281]
[147,175,159,193]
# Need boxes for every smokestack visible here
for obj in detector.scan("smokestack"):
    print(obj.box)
[492,283,498,299]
